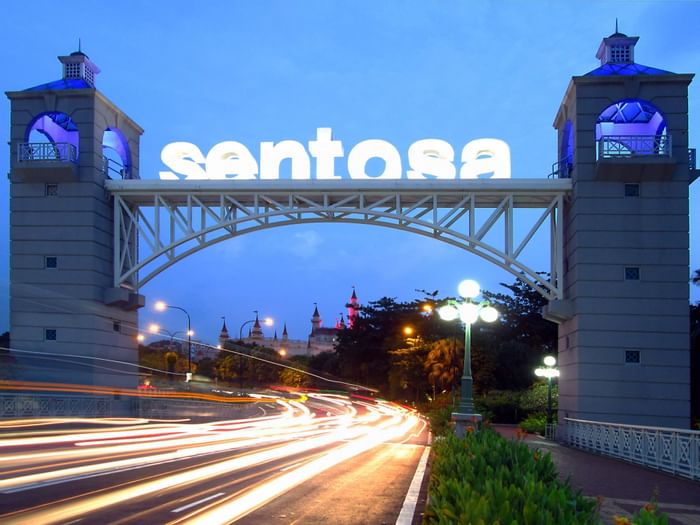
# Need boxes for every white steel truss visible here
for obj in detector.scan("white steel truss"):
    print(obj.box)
[105,179,572,300]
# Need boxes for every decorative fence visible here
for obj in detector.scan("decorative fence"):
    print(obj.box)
[0,393,269,420]
[17,142,78,163]
[1,393,130,418]
[597,134,672,159]
[564,418,700,480]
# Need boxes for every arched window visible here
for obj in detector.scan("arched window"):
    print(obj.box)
[595,99,669,158]
[102,128,133,179]
[25,112,79,162]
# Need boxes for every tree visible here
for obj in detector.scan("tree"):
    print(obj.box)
[279,368,311,388]
[482,276,557,354]
[424,338,463,401]
[389,336,431,402]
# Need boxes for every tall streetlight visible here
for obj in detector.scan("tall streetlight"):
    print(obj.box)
[535,355,560,438]
[238,310,273,340]
[438,279,498,437]
[155,301,193,374]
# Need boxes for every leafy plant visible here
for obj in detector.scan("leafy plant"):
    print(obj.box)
[520,413,548,435]
[425,429,598,524]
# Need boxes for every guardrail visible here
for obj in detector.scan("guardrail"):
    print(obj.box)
[564,418,700,480]
[689,148,697,171]
[548,156,572,179]
[597,135,672,159]
[17,142,78,163]
[1,393,127,418]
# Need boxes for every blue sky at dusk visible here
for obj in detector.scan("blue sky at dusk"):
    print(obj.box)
[1,1,699,344]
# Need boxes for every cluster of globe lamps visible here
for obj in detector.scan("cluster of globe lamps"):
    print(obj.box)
[437,279,498,436]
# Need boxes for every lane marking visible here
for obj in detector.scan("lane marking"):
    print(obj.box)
[171,492,225,513]
[395,440,431,525]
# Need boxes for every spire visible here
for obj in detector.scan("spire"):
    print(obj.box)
[251,312,263,341]
[336,313,346,330]
[311,303,322,333]
[218,316,229,346]
[347,286,359,328]
[274,330,278,340]
[282,323,288,341]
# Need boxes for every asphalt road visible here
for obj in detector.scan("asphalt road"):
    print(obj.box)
[0,393,430,524]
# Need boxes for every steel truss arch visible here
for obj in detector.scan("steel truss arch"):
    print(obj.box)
[106,180,571,300]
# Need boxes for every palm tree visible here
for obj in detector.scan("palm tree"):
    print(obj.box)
[425,338,463,403]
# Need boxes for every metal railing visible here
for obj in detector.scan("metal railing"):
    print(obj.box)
[565,418,700,480]
[689,148,696,171]
[597,135,672,159]
[548,156,572,179]
[103,156,129,179]
[17,142,78,163]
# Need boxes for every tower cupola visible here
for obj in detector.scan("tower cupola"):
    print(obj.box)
[58,49,100,87]
[595,23,638,65]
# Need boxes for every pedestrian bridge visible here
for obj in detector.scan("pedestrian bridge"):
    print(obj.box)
[105,178,571,300]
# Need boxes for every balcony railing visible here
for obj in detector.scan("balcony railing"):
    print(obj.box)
[103,156,130,179]
[689,148,696,171]
[17,142,77,163]
[597,135,672,159]
[565,417,700,480]
[548,156,572,179]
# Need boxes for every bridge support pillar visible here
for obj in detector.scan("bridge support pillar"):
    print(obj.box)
[6,51,144,388]
[552,32,694,428]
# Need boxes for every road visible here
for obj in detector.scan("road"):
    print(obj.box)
[0,392,430,524]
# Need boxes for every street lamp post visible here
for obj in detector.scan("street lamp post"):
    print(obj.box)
[438,279,498,437]
[155,301,192,375]
[535,355,560,439]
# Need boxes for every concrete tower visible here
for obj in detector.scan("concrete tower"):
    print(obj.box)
[7,50,144,387]
[548,30,696,427]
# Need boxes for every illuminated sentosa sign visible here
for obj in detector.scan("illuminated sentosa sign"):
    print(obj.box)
[159,127,510,181]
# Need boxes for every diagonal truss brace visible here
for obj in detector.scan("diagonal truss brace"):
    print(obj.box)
[107,180,571,300]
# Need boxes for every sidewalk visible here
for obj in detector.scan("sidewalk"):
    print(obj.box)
[494,425,700,525]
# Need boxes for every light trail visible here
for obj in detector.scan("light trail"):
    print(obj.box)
[0,393,422,524]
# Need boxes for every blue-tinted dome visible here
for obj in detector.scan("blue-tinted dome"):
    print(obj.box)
[585,62,673,77]
[23,78,93,91]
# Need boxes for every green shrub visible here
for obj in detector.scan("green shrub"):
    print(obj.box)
[520,413,549,435]
[475,390,522,423]
[426,404,454,436]
[425,429,598,524]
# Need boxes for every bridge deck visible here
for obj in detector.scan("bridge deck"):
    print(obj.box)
[105,179,572,208]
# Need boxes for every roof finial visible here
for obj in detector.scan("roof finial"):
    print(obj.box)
[78,38,81,53]
[615,18,618,34]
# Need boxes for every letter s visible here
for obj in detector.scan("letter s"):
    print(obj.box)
[460,139,511,179]
[407,139,456,179]
[159,142,207,180]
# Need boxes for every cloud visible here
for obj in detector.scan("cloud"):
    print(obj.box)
[288,231,322,258]
[213,237,246,260]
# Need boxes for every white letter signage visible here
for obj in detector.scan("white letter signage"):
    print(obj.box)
[159,128,511,181]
